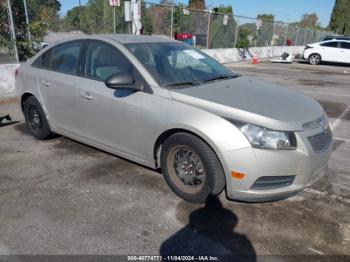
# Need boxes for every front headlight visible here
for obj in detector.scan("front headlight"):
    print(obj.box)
[236,122,296,150]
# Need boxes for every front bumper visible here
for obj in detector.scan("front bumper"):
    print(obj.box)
[219,125,332,202]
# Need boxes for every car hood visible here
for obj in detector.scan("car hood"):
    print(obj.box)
[169,76,324,131]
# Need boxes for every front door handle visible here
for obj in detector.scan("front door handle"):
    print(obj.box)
[80,91,93,100]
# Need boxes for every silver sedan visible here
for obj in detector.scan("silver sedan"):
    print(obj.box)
[16,35,332,203]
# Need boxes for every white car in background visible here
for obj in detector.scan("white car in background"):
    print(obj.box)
[303,40,350,65]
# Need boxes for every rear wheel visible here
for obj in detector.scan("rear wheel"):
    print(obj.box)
[23,96,53,140]
[309,53,321,65]
[160,132,225,203]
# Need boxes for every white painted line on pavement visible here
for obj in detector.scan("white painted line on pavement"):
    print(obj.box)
[308,247,325,255]
[335,137,350,143]
[332,105,350,131]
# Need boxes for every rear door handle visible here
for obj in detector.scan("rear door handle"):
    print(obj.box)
[80,91,93,100]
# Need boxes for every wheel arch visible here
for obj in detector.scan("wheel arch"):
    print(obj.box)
[153,128,225,172]
[20,92,35,111]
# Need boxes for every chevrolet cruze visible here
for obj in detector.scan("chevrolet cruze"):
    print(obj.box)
[16,35,332,203]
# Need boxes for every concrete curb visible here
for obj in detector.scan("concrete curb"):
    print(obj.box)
[0,64,20,99]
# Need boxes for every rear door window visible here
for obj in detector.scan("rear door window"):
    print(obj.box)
[320,41,339,48]
[50,41,82,75]
[340,42,350,49]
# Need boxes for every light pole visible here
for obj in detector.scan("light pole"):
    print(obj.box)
[7,0,19,62]
[22,0,32,47]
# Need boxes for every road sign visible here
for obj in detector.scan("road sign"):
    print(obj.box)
[183,9,189,15]
[109,0,120,6]
[223,15,228,25]
[256,19,262,30]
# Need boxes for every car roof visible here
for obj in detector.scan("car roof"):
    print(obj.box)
[319,39,350,43]
[101,34,177,44]
[30,34,181,64]
[47,34,178,45]
[321,36,350,40]
[322,35,349,38]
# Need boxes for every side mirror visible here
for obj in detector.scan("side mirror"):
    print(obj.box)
[105,73,140,91]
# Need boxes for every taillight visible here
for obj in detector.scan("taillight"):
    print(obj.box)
[15,68,19,78]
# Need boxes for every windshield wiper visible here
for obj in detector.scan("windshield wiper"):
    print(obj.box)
[203,75,237,83]
[165,81,201,87]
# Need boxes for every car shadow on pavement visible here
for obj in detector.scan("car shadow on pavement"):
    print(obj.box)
[160,196,256,261]
[0,120,19,128]
[297,60,350,67]
[13,122,30,133]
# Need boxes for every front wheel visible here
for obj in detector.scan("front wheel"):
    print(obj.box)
[309,53,321,65]
[160,133,226,203]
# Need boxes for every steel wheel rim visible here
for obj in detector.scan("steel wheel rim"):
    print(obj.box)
[28,105,43,133]
[167,145,206,194]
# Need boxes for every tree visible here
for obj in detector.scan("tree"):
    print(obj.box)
[64,6,88,32]
[160,0,174,4]
[70,0,128,34]
[173,3,193,34]
[300,13,319,28]
[257,14,274,21]
[236,27,251,48]
[0,1,16,62]
[256,14,274,46]
[140,2,154,35]
[210,5,237,48]
[7,0,61,60]
[329,0,350,35]
[27,0,61,31]
[188,0,205,10]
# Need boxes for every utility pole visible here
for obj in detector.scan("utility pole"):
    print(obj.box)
[22,0,32,47]
[7,0,19,62]
[234,19,239,48]
[206,10,212,49]
[113,6,116,34]
[170,5,174,38]
[284,24,289,46]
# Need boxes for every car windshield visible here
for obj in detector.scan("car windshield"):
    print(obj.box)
[126,42,238,87]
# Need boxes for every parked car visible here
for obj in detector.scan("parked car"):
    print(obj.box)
[303,40,350,65]
[16,35,332,203]
[320,35,350,41]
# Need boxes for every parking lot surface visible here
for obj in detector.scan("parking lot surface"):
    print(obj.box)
[0,61,349,258]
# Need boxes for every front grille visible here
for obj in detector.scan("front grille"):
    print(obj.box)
[307,129,332,153]
[251,176,295,190]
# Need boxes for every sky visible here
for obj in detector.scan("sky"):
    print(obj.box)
[59,0,336,27]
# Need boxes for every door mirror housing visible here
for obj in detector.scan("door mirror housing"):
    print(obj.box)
[105,73,140,91]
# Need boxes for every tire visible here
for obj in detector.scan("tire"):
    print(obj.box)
[160,132,226,203]
[309,53,321,65]
[23,96,53,140]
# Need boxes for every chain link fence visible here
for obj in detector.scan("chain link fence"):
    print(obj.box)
[1,0,335,64]
[0,0,17,63]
